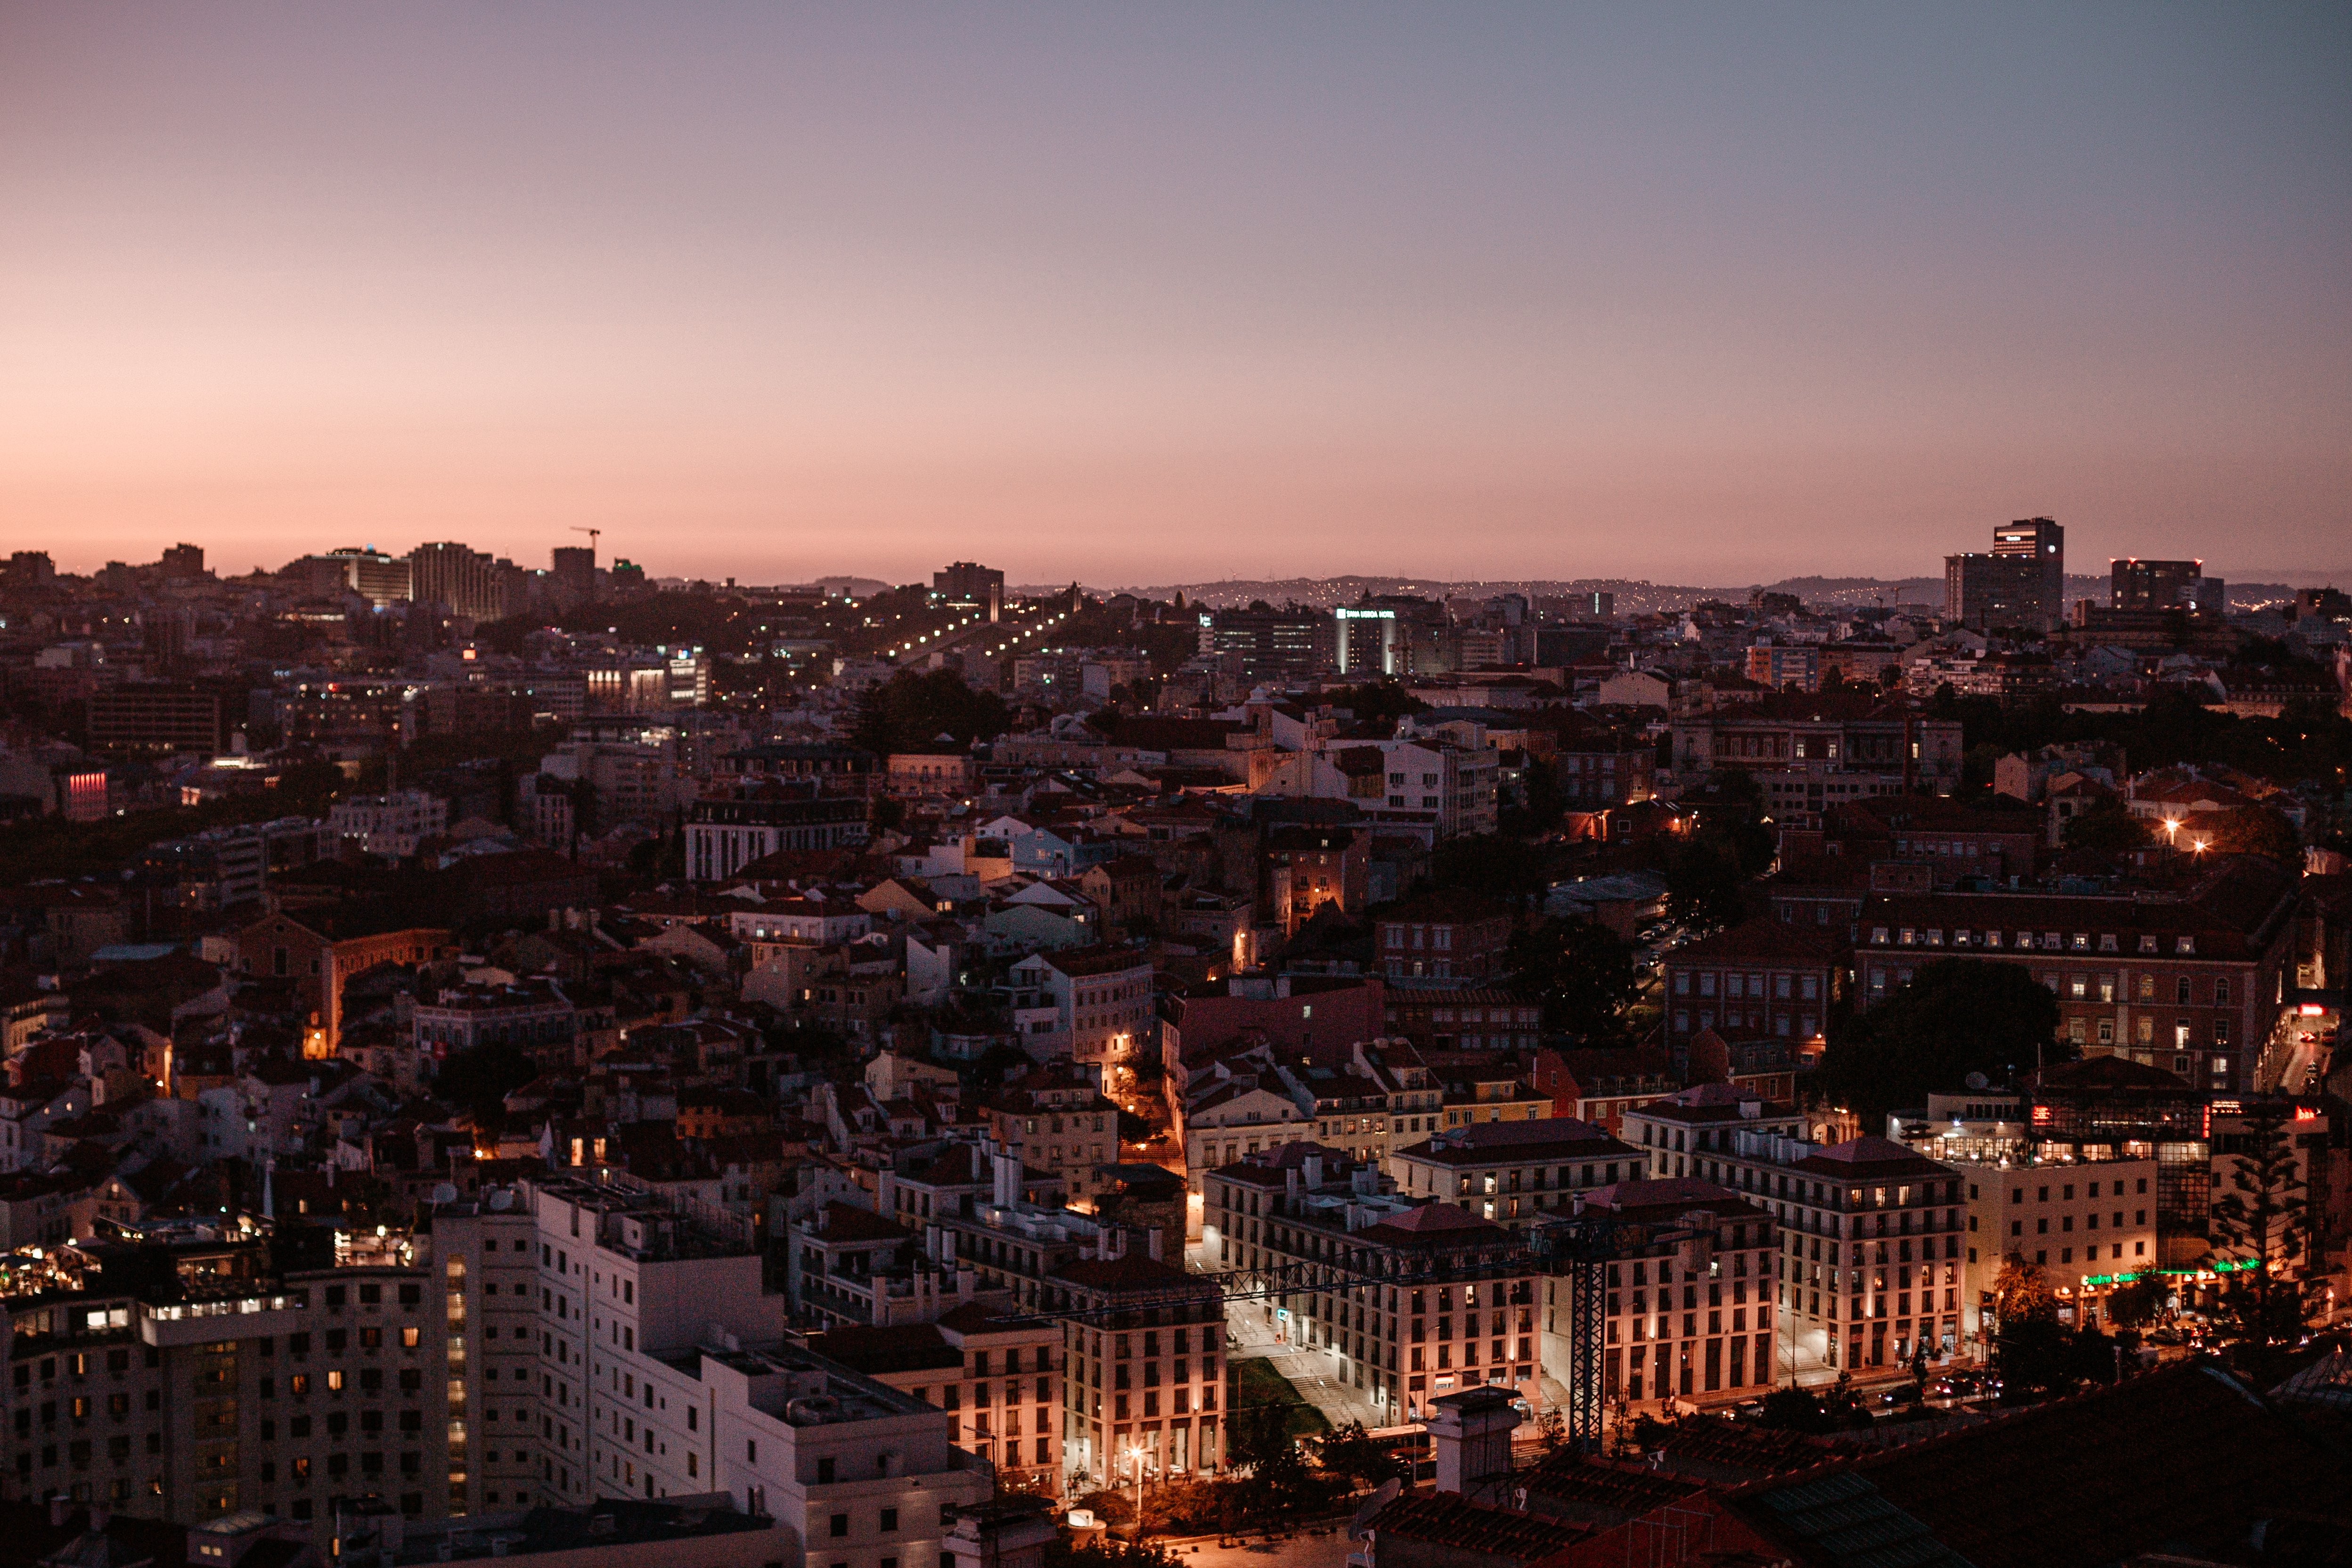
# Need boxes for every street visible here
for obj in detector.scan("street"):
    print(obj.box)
[1156,1527,1356,1568]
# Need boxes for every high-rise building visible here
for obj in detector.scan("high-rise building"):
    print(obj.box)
[2111,557,2205,612]
[1335,606,1399,676]
[409,542,506,621]
[159,543,205,580]
[551,545,597,604]
[86,680,236,754]
[1208,605,1333,678]
[933,563,1005,622]
[1991,516,2065,626]
[306,548,412,607]
[1944,516,2064,631]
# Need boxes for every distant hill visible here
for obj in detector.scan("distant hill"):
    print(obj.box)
[1022,571,2311,616]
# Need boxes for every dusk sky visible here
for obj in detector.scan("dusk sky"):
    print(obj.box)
[3,4,2347,589]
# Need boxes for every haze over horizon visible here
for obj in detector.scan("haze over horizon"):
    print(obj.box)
[4,4,2347,587]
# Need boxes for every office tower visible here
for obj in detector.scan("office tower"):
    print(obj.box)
[1208,604,1334,678]
[310,548,413,608]
[551,546,598,604]
[1991,516,2065,627]
[933,562,1005,622]
[159,543,205,580]
[2111,558,2205,612]
[1944,516,2064,632]
[409,543,507,621]
[1334,606,1400,676]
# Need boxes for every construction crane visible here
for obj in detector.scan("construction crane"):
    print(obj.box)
[569,526,601,557]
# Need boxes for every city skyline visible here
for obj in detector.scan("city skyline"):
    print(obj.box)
[4,4,2348,585]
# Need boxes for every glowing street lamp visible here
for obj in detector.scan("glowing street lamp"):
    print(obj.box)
[1123,1441,1148,1535]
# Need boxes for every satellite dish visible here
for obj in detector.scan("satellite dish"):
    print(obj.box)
[1963,1071,1990,1091]
[487,1190,514,1211]
[429,1183,460,1206]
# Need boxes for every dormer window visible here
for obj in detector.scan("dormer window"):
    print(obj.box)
[2176,936,2195,955]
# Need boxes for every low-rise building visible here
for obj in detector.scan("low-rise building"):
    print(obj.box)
[810,1302,1063,1488]
[1958,1158,2159,1339]
[1388,1119,1642,1232]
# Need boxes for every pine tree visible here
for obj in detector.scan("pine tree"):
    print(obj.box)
[2208,1104,2316,1354]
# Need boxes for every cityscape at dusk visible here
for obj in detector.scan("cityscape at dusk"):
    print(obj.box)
[1,7,2350,1568]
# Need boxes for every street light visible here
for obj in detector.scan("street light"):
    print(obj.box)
[1123,1441,1148,1536]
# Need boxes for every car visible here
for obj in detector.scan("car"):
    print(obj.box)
[1730,1399,1764,1421]
[1878,1385,1922,1407]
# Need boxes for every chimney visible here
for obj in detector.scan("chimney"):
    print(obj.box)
[48,1494,68,1528]
[1427,1388,1522,1501]
[1303,1154,1325,1190]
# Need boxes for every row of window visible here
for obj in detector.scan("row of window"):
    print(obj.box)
[1870,925,2197,955]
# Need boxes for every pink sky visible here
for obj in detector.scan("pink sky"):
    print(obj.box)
[3,5,2346,588]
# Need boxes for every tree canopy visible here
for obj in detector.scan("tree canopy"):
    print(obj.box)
[849,669,1012,757]
[2061,797,2150,852]
[2187,806,2302,865]
[1815,958,2066,1125]
[1507,919,1641,1045]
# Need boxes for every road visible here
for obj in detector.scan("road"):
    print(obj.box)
[2261,1013,2336,1095]
[1158,1527,1356,1568]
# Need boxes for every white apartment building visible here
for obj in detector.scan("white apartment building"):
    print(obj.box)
[327,791,449,859]
[1007,948,1156,1073]
[522,1174,992,1568]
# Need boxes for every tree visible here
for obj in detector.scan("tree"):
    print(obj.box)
[1758,1386,1832,1435]
[1043,1535,1179,1568]
[2191,806,2302,865]
[1311,1421,1402,1486]
[1506,919,1640,1043]
[1664,841,1748,932]
[1222,1399,1296,1476]
[1329,680,1429,729]
[1990,1259,2070,1401]
[1428,833,1549,903]
[1814,959,2066,1127]
[2107,1272,2168,1330]
[2061,797,2151,853]
[2208,1105,2317,1360]
[849,669,1011,756]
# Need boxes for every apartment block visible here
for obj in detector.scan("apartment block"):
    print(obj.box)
[1622,1092,1963,1376]
[1547,1178,1778,1405]
[1202,1146,1533,1427]
[1853,856,2300,1093]
[519,1173,992,1568]
[1958,1159,2158,1337]
[1388,1119,1641,1233]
